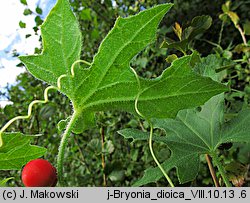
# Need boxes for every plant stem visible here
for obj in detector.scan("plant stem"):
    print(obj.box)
[100,126,107,186]
[218,21,225,46]
[57,111,79,186]
[236,25,247,46]
[205,154,220,187]
[149,122,175,187]
[210,153,231,187]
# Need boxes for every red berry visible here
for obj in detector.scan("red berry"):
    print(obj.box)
[21,159,57,187]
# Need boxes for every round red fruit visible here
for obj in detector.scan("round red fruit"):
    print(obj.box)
[21,159,57,187]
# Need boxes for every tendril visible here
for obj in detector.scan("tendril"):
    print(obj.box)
[0,59,91,147]
[71,60,91,77]
[0,86,57,147]
[130,67,175,187]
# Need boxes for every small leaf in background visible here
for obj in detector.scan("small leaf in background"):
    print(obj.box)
[23,8,32,16]
[225,162,248,187]
[19,21,26,28]
[243,20,250,35]
[222,50,233,59]
[102,140,114,155]
[226,11,239,26]
[234,44,250,54]
[161,38,188,54]
[36,7,43,15]
[3,105,14,115]
[91,29,99,40]
[189,50,201,67]
[219,13,229,22]
[132,57,148,69]
[20,0,27,5]
[87,138,102,154]
[0,133,46,170]
[165,54,178,63]
[57,117,71,132]
[173,22,182,40]
[221,1,240,26]
[194,54,232,81]
[25,34,32,38]
[222,1,230,13]
[109,170,125,182]
[35,16,43,26]
[186,15,212,41]
[80,8,91,21]
[161,15,212,53]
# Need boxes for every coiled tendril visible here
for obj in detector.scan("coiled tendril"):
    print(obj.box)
[130,67,175,187]
[0,60,91,147]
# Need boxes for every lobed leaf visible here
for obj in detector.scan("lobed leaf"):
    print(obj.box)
[119,92,250,186]
[19,0,82,85]
[19,0,227,133]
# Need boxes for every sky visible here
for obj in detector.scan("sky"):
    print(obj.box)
[0,0,56,107]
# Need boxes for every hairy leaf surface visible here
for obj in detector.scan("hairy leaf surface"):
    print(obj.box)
[19,0,227,132]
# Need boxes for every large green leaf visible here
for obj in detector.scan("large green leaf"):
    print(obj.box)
[19,0,227,133]
[19,0,82,85]
[0,133,46,170]
[119,93,250,186]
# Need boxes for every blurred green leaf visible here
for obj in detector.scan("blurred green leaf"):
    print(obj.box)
[227,11,239,26]
[225,162,248,187]
[185,15,212,40]
[109,170,125,182]
[165,54,178,63]
[20,0,27,5]
[87,138,102,154]
[35,16,43,26]
[234,44,250,54]
[243,20,250,35]
[161,15,212,53]
[103,140,114,155]
[80,8,91,20]
[39,104,56,120]
[23,8,32,16]
[19,21,26,28]
[91,29,99,40]
[36,7,43,15]
[222,1,230,13]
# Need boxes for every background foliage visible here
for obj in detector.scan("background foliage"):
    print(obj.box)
[0,0,250,186]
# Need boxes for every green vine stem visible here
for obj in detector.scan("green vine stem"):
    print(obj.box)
[210,152,232,187]
[57,111,79,185]
[130,67,175,187]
